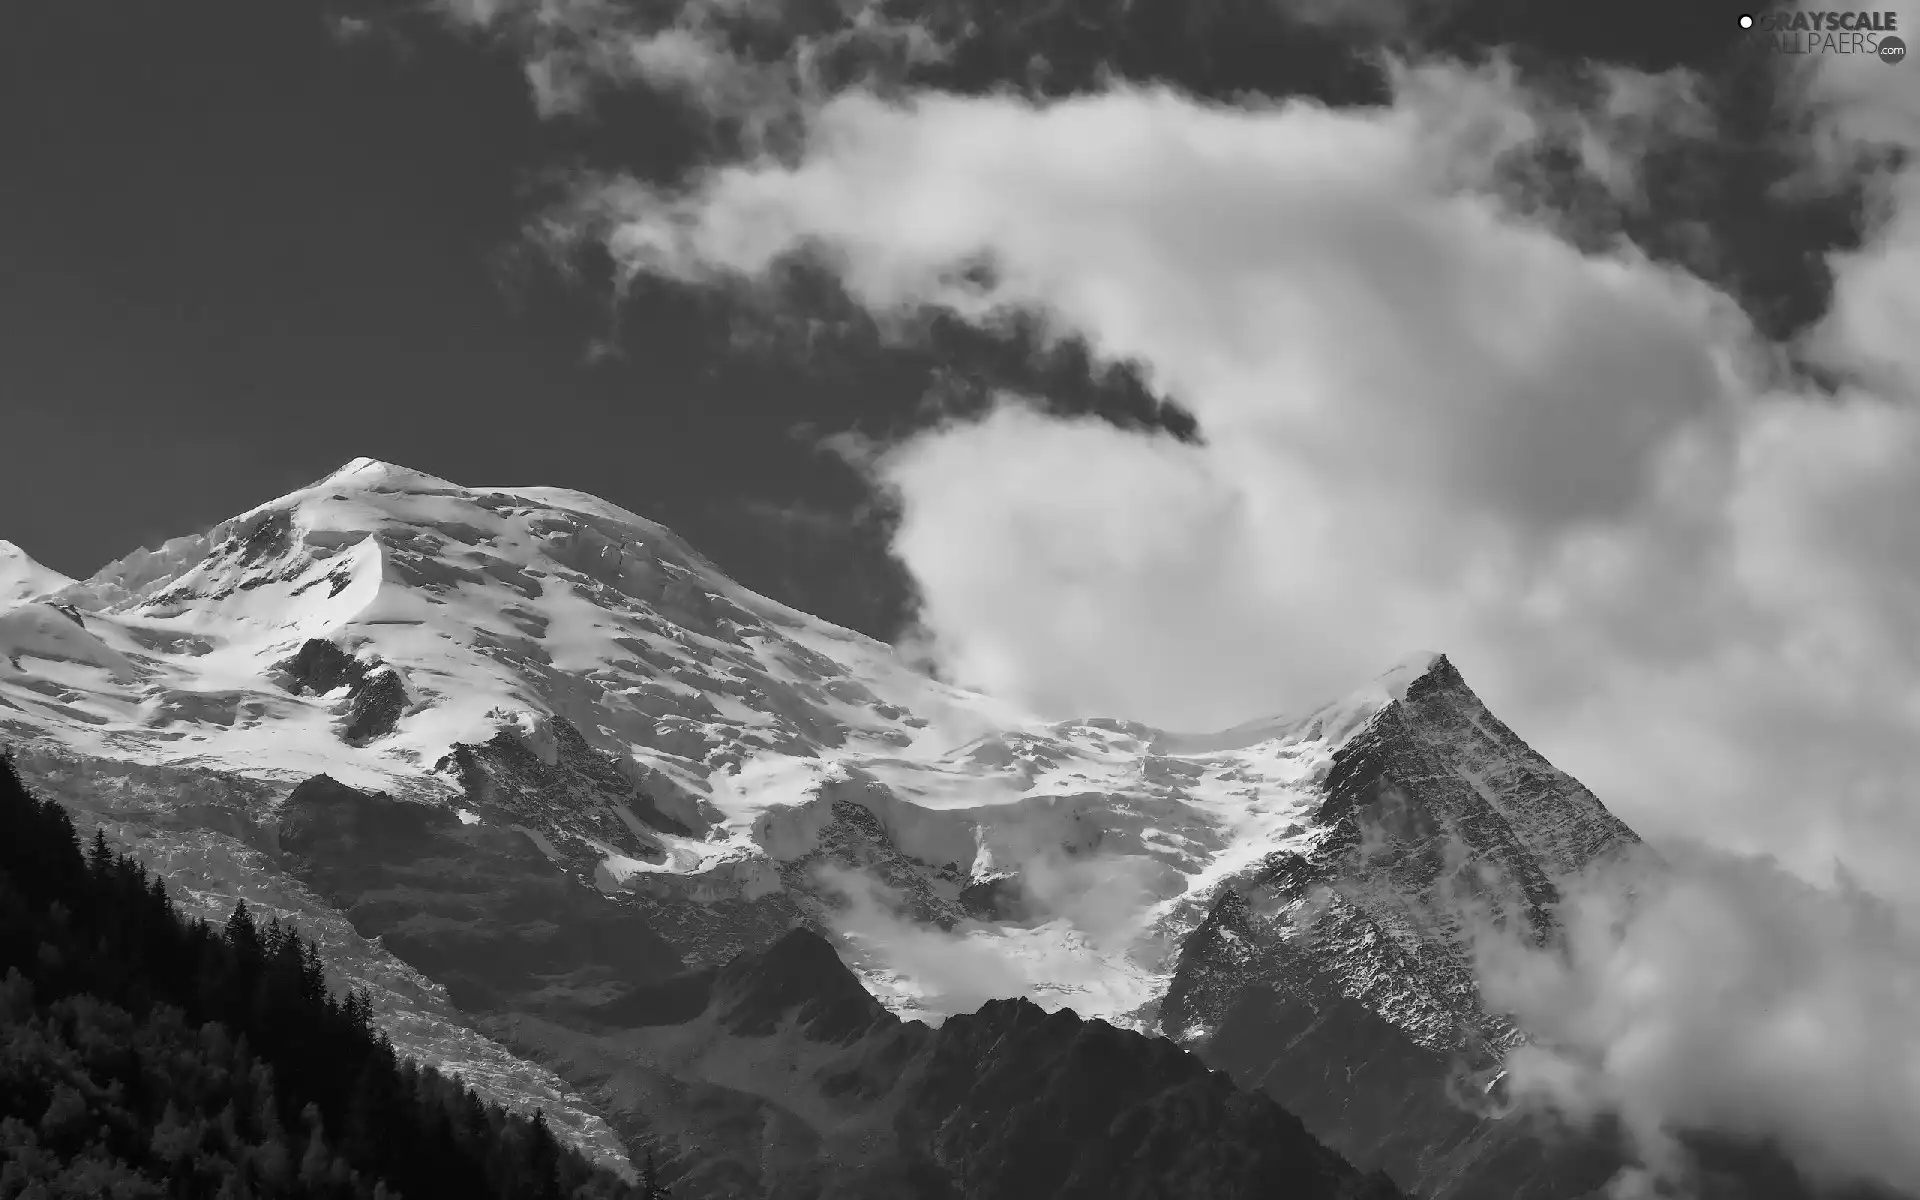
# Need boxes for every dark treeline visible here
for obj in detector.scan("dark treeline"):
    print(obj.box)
[0,752,667,1200]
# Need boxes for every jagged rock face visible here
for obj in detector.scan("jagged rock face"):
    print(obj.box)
[707,927,894,1043]
[276,774,685,1014]
[440,715,696,863]
[1171,657,1638,1051]
[1160,656,1641,1197]
[342,666,407,744]
[278,637,410,745]
[501,928,1404,1200]
[904,997,1401,1200]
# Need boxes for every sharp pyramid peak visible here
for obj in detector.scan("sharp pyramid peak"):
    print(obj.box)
[1374,650,1454,700]
[712,927,890,1040]
[1298,650,1468,746]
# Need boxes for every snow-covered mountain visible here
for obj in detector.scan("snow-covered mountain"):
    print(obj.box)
[0,458,1644,1196]
[0,539,74,608]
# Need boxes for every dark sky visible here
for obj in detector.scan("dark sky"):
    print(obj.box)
[0,0,1845,638]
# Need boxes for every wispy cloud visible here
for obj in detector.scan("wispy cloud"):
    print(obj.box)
[1477,845,1920,1197]
[814,863,1029,1020]
[432,0,946,123]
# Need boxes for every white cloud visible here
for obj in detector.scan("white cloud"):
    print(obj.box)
[814,864,1030,1020]
[1479,844,1920,1196]
[436,0,769,119]
[562,37,1920,1189]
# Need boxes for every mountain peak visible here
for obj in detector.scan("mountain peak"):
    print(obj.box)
[711,927,893,1042]
[0,540,76,609]
[1315,644,1638,891]
[1376,650,1449,698]
[312,457,460,494]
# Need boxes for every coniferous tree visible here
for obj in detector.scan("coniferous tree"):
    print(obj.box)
[0,751,644,1200]
[639,1151,671,1199]
[527,1110,564,1200]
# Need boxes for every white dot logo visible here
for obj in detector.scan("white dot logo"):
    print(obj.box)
[1738,13,1755,28]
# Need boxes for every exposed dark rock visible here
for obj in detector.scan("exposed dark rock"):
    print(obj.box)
[443,717,695,859]
[281,637,366,696]
[775,797,973,932]
[709,927,891,1043]
[275,774,685,1014]
[957,874,1022,920]
[907,995,1403,1200]
[278,773,440,850]
[231,507,294,567]
[342,665,408,745]
[277,638,409,745]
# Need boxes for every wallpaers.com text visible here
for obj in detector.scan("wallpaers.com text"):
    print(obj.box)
[1745,9,1905,58]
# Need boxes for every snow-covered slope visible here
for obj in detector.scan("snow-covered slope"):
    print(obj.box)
[11,458,1015,790]
[0,540,75,609]
[0,458,1388,1017]
[0,458,1643,1193]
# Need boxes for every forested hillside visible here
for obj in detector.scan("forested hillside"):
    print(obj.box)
[0,752,657,1200]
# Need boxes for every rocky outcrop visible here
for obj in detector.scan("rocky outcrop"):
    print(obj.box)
[707,927,895,1043]
[282,637,364,697]
[278,637,408,745]
[905,994,1402,1200]
[439,716,696,860]
[342,665,407,744]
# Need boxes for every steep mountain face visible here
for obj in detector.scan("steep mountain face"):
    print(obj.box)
[497,926,1404,1200]
[0,457,1654,1195]
[1159,657,1640,1197]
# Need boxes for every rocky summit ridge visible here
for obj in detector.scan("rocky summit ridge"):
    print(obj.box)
[1,457,1648,1196]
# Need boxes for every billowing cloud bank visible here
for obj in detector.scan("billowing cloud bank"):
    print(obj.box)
[1480,845,1920,1197]
[421,3,1920,1191]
